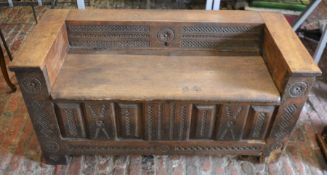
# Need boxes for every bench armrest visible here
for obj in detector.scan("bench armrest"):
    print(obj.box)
[9,10,69,88]
[261,12,321,92]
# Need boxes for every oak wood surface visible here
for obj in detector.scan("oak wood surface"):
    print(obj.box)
[8,9,322,164]
[67,9,264,24]
[260,12,321,76]
[51,54,280,103]
[9,10,69,70]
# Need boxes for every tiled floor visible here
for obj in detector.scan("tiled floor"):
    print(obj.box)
[1,4,327,175]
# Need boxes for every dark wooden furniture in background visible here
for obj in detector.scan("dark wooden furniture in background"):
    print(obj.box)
[9,9,321,164]
[0,28,16,92]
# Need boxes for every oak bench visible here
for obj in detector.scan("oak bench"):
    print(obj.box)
[9,9,321,164]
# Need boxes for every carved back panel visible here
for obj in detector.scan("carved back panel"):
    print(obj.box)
[66,22,263,54]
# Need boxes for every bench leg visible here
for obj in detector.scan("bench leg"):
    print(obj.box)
[43,154,68,165]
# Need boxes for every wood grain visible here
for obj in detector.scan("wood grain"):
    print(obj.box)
[67,9,264,24]
[9,9,321,164]
[9,10,69,70]
[51,54,280,103]
[260,12,321,76]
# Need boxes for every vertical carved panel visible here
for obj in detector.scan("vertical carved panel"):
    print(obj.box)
[172,103,192,140]
[144,103,164,140]
[161,102,176,140]
[191,105,217,139]
[56,103,86,138]
[215,104,249,141]
[84,102,116,140]
[244,106,275,140]
[116,103,142,139]
[144,102,192,140]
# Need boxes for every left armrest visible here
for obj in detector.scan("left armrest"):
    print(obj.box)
[9,9,70,88]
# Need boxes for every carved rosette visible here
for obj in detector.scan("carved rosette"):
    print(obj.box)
[288,81,308,97]
[157,28,175,43]
[21,77,42,94]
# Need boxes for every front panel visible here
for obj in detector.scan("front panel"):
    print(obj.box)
[54,101,276,142]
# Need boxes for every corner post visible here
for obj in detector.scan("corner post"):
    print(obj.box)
[263,76,315,162]
[14,68,67,164]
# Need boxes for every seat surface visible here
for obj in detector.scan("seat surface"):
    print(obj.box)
[51,53,280,103]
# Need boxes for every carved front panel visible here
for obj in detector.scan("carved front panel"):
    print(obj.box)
[191,105,217,139]
[144,103,192,140]
[244,106,275,140]
[84,102,116,140]
[215,104,249,141]
[116,103,143,139]
[56,103,86,138]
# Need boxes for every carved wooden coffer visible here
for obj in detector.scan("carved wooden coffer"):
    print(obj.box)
[10,9,321,164]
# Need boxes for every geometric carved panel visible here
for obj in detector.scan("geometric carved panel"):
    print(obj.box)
[144,103,192,140]
[55,103,86,138]
[116,103,142,139]
[67,24,150,49]
[244,106,275,140]
[215,104,249,141]
[84,102,116,140]
[191,105,217,139]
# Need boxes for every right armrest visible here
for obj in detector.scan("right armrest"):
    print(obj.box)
[261,12,321,93]
[9,9,70,88]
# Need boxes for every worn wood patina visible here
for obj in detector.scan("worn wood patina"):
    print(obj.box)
[9,9,321,164]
